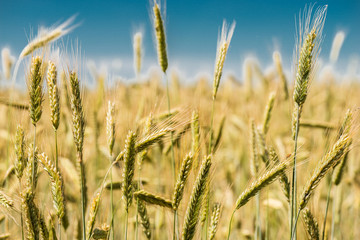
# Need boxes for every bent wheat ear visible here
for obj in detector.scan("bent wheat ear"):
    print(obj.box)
[235,161,287,210]
[269,148,290,202]
[173,153,194,210]
[134,190,173,209]
[153,3,168,73]
[28,56,45,125]
[38,153,66,220]
[47,61,60,130]
[122,131,137,211]
[303,208,320,240]
[299,134,351,210]
[182,155,212,240]
[212,20,236,100]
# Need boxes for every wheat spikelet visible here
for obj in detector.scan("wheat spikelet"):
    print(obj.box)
[262,92,276,135]
[212,20,235,100]
[47,61,60,130]
[39,212,49,240]
[122,131,137,211]
[1,48,14,80]
[69,71,85,154]
[191,110,200,159]
[303,208,319,240]
[235,161,287,210]
[28,56,45,126]
[48,216,57,240]
[86,191,101,239]
[249,119,259,177]
[273,51,289,100]
[293,5,327,107]
[25,144,38,191]
[38,153,66,220]
[173,153,194,210]
[0,191,14,210]
[208,203,221,240]
[19,16,77,59]
[268,148,290,202]
[137,200,151,240]
[134,190,173,209]
[22,190,40,240]
[299,134,351,210]
[182,155,212,240]
[106,101,115,156]
[133,32,142,76]
[14,125,27,179]
[332,109,353,185]
[213,116,225,152]
[153,3,168,73]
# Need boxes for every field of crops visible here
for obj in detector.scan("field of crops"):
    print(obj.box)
[0,2,359,240]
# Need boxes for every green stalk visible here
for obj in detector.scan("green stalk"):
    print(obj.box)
[330,186,337,240]
[79,153,86,240]
[227,210,236,240]
[110,153,114,240]
[32,125,36,192]
[291,209,301,240]
[125,209,129,240]
[290,105,300,240]
[255,193,261,240]
[19,181,24,240]
[321,177,333,240]
[164,72,177,240]
[58,221,61,240]
[55,130,61,240]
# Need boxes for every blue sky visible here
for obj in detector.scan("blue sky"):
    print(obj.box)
[1,0,359,81]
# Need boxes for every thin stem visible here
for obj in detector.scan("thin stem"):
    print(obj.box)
[291,209,301,240]
[79,153,86,240]
[227,210,236,240]
[208,99,215,154]
[19,181,24,240]
[58,221,61,240]
[321,177,333,240]
[330,186,337,240]
[173,210,177,240]
[255,193,261,240]
[125,209,129,240]
[164,72,177,240]
[136,199,139,240]
[290,104,300,240]
[32,125,37,192]
[55,130,58,170]
[110,153,114,240]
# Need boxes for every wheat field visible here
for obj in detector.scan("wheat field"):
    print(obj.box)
[0,2,359,240]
